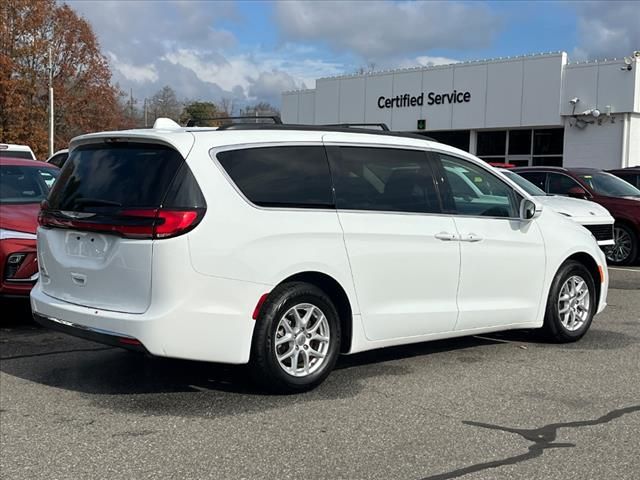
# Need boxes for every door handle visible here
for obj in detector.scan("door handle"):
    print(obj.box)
[460,233,483,242]
[435,232,457,241]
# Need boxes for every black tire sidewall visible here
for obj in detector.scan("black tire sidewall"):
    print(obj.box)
[543,261,597,342]
[251,282,341,392]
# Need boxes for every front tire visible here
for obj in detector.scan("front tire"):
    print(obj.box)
[605,223,637,266]
[541,260,596,343]
[250,282,341,393]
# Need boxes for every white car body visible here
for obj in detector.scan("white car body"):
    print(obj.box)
[0,143,36,160]
[497,169,614,246]
[31,122,609,368]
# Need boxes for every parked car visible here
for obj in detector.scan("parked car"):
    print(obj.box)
[0,157,59,297]
[32,120,608,392]
[0,143,36,160]
[45,149,69,168]
[512,167,640,265]
[607,166,640,189]
[497,168,614,246]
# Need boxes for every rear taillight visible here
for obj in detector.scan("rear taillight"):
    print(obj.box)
[38,208,204,240]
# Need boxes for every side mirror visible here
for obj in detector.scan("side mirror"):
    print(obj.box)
[567,186,590,199]
[520,198,541,221]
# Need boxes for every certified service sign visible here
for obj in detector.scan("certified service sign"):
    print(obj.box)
[378,90,471,109]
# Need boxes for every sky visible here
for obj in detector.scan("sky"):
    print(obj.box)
[67,0,640,109]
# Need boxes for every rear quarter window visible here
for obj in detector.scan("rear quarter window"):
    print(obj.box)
[216,146,333,208]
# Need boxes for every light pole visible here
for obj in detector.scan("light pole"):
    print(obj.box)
[48,45,54,157]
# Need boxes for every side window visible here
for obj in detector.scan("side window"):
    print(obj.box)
[547,172,581,195]
[518,171,546,191]
[436,153,518,218]
[49,153,68,168]
[329,147,440,213]
[216,146,333,208]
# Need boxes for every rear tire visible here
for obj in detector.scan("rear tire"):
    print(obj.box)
[541,260,596,343]
[605,223,637,266]
[250,282,341,393]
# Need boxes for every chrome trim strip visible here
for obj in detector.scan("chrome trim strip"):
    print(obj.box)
[42,314,135,339]
[5,272,39,283]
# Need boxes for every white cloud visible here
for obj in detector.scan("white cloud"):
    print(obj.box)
[395,55,460,69]
[275,1,500,59]
[108,53,159,83]
[572,1,640,59]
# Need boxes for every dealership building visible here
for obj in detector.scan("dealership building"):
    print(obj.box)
[282,51,640,169]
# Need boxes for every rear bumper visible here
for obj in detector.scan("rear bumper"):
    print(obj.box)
[32,313,148,353]
[30,275,265,364]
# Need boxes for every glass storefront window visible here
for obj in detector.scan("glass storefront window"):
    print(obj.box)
[476,130,506,156]
[508,130,532,155]
[420,130,470,152]
[533,129,564,155]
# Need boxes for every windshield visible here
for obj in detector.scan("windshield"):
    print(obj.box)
[500,170,546,196]
[577,172,640,197]
[0,165,59,204]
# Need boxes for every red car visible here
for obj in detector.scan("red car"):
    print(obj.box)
[0,157,59,297]
[512,166,640,265]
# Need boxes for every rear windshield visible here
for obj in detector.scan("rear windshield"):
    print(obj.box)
[47,143,185,211]
[0,165,59,204]
[1,150,34,160]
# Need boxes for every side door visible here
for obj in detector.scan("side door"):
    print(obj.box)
[324,142,460,341]
[432,151,546,331]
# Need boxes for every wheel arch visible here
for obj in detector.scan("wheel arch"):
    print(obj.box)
[564,252,602,304]
[275,271,353,354]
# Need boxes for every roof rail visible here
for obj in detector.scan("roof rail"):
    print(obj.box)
[322,123,390,131]
[207,123,436,141]
[186,115,282,127]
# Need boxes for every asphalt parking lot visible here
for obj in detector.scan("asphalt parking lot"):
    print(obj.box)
[1,267,638,480]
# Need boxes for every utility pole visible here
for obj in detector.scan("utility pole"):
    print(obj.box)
[48,45,54,157]
[144,98,148,127]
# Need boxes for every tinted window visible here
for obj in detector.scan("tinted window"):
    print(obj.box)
[1,150,34,160]
[533,129,563,155]
[547,172,582,195]
[49,152,69,168]
[0,166,59,204]
[501,170,546,196]
[217,146,333,208]
[436,154,517,217]
[329,147,439,213]
[476,131,506,156]
[508,130,532,155]
[48,143,184,212]
[422,130,470,152]
[517,171,546,191]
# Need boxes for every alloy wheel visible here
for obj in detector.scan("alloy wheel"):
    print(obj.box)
[557,275,591,332]
[274,303,330,377]
[605,226,632,263]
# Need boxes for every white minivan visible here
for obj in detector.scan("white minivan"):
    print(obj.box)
[31,120,609,392]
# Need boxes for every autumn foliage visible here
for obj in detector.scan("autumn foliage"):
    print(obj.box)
[0,0,133,159]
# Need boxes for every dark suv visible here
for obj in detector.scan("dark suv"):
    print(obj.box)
[512,167,640,265]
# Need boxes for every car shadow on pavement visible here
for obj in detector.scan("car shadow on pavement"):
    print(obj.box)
[0,321,502,417]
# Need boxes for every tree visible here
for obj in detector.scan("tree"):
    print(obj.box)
[240,102,281,121]
[179,101,219,126]
[0,0,132,159]
[148,85,181,121]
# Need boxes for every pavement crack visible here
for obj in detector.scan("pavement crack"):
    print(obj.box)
[420,405,640,480]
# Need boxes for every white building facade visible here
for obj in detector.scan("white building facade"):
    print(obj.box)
[282,52,640,169]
